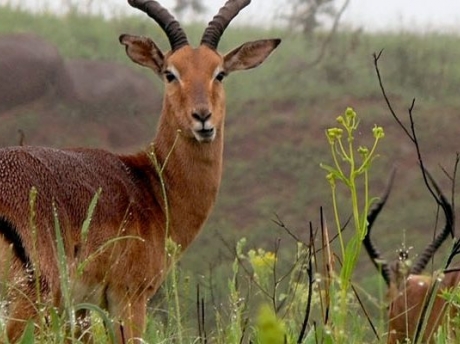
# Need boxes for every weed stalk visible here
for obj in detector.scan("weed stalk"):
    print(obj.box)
[320,107,384,340]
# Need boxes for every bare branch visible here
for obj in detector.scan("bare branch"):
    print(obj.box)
[373,50,458,273]
[372,50,414,141]
[305,0,351,68]
[296,224,315,343]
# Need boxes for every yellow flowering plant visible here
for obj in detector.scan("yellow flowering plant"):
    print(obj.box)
[320,107,384,340]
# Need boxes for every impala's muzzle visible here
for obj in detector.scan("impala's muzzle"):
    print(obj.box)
[192,109,215,142]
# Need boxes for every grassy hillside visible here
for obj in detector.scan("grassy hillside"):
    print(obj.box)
[1,4,460,342]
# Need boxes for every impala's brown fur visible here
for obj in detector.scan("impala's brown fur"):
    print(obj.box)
[364,172,458,343]
[0,0,280,342]
[387,270,460,343]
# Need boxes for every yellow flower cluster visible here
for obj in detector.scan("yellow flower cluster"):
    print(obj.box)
[248,249,276,270]
[247,249,277,288]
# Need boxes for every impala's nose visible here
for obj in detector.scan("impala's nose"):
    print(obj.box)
[192,109,215,142]
[192,110,211,123]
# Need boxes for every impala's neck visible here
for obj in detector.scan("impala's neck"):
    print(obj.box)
[147,110,224,250]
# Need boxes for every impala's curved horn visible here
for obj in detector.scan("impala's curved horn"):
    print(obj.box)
[200,0,251,49]
[410,169,454,274]
[128,0,188,51]
[363,170,396,286]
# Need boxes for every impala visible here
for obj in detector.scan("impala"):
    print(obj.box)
[0,0,280,342]
[364,172,458,343]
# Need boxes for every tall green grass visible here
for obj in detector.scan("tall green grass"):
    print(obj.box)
[319,107,385,341]
[3,108,454,342]
[0,187,115,343]
[0,154,458,343]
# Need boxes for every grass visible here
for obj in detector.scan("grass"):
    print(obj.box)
[1,3,460,343]
[1,107,457,343]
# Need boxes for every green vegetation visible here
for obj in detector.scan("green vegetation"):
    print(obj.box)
[320,107,385,339]
[0,4,459,343]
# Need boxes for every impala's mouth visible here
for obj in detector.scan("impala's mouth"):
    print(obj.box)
[194,127,215,142]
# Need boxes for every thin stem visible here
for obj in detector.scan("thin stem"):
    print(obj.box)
[330,142,346,181]
[337,136,351,163]
[331,183,346,261]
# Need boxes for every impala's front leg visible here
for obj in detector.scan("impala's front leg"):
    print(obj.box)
[107,289,147,344]
[6,286,38,343]
[1,251,42,343]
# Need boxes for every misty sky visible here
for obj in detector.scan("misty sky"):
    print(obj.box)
[211,0,460,33]
[343,0,460,32]
[3,0,460,33]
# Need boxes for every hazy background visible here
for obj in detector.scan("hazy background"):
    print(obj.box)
[2,0,460,33]
[1,0,460,339]
[343,0,460,32]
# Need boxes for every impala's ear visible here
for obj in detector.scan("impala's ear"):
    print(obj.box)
[223,38,281,74]
[119,34,165,77]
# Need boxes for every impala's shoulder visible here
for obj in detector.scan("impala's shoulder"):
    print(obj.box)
[118,151,156,178]
[118,150,150,166]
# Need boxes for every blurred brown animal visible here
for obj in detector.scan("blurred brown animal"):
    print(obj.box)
[364,172,457,343]
[64,59,162,118]
[0,0,280,343]
[63,59,163,148]
[0,33,73,112]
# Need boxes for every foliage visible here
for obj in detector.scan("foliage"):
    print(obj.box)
[320,107,384,339]
[285,0,338,35]
[255,304,287,344]
[322,109,384,284]
[174,0,205,21]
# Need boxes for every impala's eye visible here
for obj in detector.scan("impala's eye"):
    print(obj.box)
[215,71,226,82]
[164,71,176,83]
